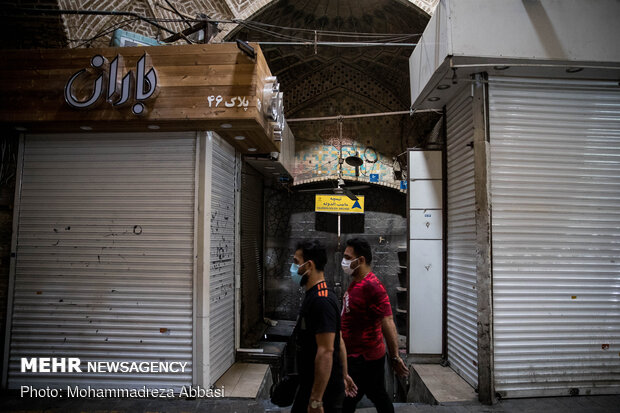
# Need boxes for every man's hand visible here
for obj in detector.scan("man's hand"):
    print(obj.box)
[344,374,358,397]
[392,356,409,378]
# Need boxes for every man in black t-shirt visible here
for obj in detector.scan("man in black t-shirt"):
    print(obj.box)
[290,240,355,413]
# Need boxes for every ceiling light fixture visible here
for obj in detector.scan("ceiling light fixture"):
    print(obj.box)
[247,148,257,152]
[236,39,256,59]
[147,125,160,130]
[14,126,27,131]
[428,97,440,102]
[80,126,93,131]
[234,135,246,140]
[437,84,450,90]
[220,123,232,129]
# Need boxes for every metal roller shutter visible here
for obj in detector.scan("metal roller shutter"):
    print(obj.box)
[209,135,237,383]
[240,163,263,347]
[489,77,620,397]
[8,133,196,390]
[446,86,478,388]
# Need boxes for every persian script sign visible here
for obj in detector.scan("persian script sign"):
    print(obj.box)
[315,195,365,214]
[64,53,158,115]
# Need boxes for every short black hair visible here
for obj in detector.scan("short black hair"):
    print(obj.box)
[295,239,327,272]
[346,238,372,265]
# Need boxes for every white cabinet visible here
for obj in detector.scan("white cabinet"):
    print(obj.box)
[409,180,443,209]
[410,209,443,240]
[409,240,443,354]
[408,150,443,355]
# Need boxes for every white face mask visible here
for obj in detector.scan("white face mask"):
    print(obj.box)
[341,257,360,276]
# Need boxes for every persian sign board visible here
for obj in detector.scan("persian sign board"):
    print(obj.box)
[0,43,279,154]
[64,53,159,115]
[315,195,365,214]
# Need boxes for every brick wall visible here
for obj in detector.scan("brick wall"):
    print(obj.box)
[58,0,235,48]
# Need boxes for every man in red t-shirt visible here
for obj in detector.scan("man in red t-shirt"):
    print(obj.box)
[340,238,409,413]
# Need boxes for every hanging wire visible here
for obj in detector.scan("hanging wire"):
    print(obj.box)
[14,7,422,46]
[233,19,423,39]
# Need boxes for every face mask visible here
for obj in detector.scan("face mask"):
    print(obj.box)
[290,261,309,286]
[341,257,360,276]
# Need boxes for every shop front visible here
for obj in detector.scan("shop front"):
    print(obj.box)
[408,0,620,402]
[0,43,289,390]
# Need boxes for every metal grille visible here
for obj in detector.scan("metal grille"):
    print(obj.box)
[446,86,478,388]
[489,77,620,398]
[208,136,236,383]
[8,133,196,390]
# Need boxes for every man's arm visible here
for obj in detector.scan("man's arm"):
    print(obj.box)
[339,331,357,397]
[381,315,409,377]
[310,332,335,411]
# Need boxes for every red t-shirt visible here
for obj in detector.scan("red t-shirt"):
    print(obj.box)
[341,272,392,361]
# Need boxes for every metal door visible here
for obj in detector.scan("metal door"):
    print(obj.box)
[446,86,478,388]
[6,133,196,390]
[208,135,237,383]
[489,77,620,397]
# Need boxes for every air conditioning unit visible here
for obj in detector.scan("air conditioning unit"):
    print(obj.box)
[110,29,163,47]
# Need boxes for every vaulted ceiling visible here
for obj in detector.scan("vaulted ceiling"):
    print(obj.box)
[228,0,428,112]
[225,0,439,156]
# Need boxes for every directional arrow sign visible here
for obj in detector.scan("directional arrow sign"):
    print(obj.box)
[315,195,365,214]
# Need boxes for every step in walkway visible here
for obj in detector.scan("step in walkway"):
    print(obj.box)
[409,364,478,405]
[215,362,272,399]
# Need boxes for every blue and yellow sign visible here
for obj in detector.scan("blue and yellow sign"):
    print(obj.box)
[315,195,365,214]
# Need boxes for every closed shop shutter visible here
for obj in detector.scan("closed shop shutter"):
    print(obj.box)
[208,136,237,383]
[240,163,263,346]
[489,77,620,397]
[8,133,196,390]
[446,86,478,388]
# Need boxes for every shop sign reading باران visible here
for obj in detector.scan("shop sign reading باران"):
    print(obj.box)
[64,53,158,115]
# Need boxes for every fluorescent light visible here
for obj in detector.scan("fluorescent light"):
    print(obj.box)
[220,123,232,129]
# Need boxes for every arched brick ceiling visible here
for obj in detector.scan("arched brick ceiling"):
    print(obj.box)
[224,0,439,157]
[226,0,429,114]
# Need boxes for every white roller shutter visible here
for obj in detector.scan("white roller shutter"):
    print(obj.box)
[446,86,478,388]
[489,77,620,398]
[8,133,196,390]
[208,135,237,383]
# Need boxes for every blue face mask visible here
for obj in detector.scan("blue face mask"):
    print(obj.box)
[290,261,308,286]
